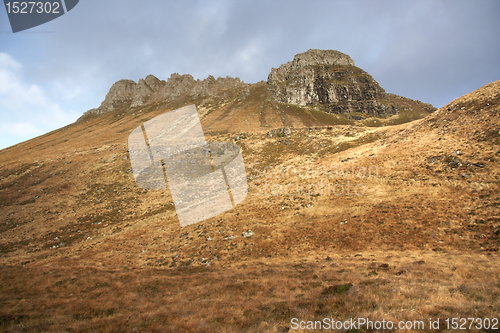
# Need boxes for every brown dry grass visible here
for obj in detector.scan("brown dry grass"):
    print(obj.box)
[1,251,499,332]
[0,81,499,332]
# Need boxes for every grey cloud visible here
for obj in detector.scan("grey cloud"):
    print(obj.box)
[2,0,499,115]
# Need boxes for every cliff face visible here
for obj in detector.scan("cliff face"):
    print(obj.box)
[80,74,244,119]
[267,49,398,116]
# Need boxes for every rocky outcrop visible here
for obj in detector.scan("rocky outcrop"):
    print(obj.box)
[130,75,165,107]
[90,79,137,115]
[79,73,244,120]
[267,49,398,116]
[79,49,435,123]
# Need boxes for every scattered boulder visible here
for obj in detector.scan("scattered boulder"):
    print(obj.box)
[242,230,254,238]
[279,127,292,137]
[427,156,441,164]
[267,129,278,138]
[234,133,247,141]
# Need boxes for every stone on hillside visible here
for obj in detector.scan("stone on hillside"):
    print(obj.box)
[242,230,254,238]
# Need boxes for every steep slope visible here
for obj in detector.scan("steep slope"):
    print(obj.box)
[318,80,500,252]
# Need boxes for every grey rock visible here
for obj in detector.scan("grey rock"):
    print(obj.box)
[428,156,441,164]
[267,129,277,138]
[93,79,137,115]
[77,73,245,121]
[130,77,157,107]
[242,230,254,238]
[279,127,292,137]
[267,49,392,116]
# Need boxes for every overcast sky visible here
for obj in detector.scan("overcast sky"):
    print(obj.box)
[0,0,499,150]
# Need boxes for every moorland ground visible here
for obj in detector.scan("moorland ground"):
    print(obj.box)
[0,81,499,332]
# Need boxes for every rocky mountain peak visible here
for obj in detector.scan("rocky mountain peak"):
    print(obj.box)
[130,75,166,107]
[144,74,163,89]
[78,49,435,123]
[267,49,395,116]
[93,79,136,114]
[293,49,355,67]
